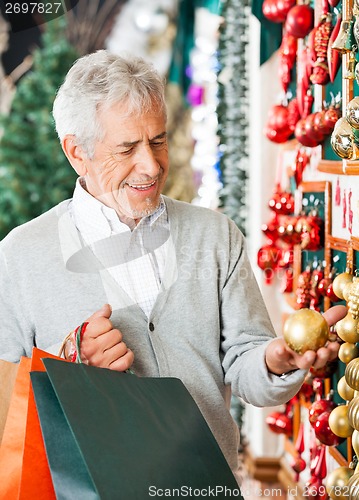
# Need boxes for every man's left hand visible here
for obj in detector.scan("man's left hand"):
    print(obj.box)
[265,305,347,376]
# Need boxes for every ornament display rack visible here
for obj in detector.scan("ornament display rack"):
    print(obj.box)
[275,0,359,491]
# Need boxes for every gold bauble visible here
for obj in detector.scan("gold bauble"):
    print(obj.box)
[347,97,359,129]
[333,272,354,300]
[348,277,359,320]
[346,358,359,390]
[331,117,359,160]
[348,397,359,430]
[336,312,359,343]
[283,309,329,354]
[326,466,354,500]
[329,405,354,437]
[344,282,354,302]
[348,472,359,499]
[352,430,359,474]
[338,376,355,401]
[339,342,359,364]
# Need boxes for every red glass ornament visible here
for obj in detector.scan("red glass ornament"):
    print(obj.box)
[280,268,294,293]
[268,186,295,215]
[295,118,319,147]
[325,282,341,302]
[265,104,293,143]
[257,243,282,284]
[328,12,342,83]
[262,0,281,23]
[314,411,345,446]
[309,398,336,427]
[304,113,326,143]
[324,106,341,132]
[276,0,296,21]
[285,4,314,38]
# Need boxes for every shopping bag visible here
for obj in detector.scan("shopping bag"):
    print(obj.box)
[0,357,31,500]
[0,358,18,445]
[31,358,240,500]
[0,349,59,500]
[18,348,59,499]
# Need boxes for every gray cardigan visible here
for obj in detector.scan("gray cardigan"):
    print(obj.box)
[0,195,306,472]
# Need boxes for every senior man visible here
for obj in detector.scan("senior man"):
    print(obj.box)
[0,50,343,476]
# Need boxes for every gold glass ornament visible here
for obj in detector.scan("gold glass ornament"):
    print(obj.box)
[345,52,358,80]
[348,472,359,499]
[336,312,359,343]
[339,343,359,364]
[347,97,359,128]
[338,375,356,401]
[329,405,354,437]
[331,117,359,160]
[348,277,359,320]
[333,271,354,299]
[348,396,359,430]
[283,308,329,354]
[346,358,359,390]
[344,282,354,302]
[332,20,353,53]
[326,466,354,500]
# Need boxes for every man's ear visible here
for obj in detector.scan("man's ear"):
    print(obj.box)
[62,135,88,176]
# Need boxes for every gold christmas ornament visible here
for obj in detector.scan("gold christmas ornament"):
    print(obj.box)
[329,405,354,437]
[331,117,359,160]
[333,271,354,300]
[283,309,329,354]
[348,396,359,430]
[344,282,354,302]
[336,312,359,343]
[345,358,359,390]
[326,466,354,500]
[339,342,359,364]
[348,472,359,499]
[347,97,359,128]
[338,375,355,401]
[348,277,359,319]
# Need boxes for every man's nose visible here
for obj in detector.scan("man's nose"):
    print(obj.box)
[135,147,160,176]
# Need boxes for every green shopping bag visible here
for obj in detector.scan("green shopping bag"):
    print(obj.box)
[31,358,240,500]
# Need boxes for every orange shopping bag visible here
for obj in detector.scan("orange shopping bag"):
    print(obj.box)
[0,358,19,446]
[0,349,61,500]
[0,357,31,500]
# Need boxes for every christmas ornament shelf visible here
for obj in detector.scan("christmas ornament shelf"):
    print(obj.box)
[259,0,359,490]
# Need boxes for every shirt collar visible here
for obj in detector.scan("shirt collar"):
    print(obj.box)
[71,177,167,239]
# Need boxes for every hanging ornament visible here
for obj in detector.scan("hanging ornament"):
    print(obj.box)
[291,422,306,480]
[280,268,294,293]
[328,404,354,438]
[346,97,359,129]
[345,357,359,391]
[344,51,357,79]
[335,311,359,343]
[265,103,294,143]
[332,269,353,300]
[257,243,282,284]
[262,0,296,23]
[265,400,293,435]
[337,375,356,401]
[348,430,359,498]
[331,117,359,160]
[343,188,347,229]
[304,444,328,499]
[338,343,359,365]
[348,274,359,319]
[283,308,329,354]
[309,388,336,427]
[291,148,310,187]
[304,113,327,144]
[285,4,315,39]
[348,395,359,430]
[324,103,341,131]
[328,11,343,83]
[279,33,298,92]
[326,466,354,500]
[310,14,333,85]
[348,189,353,234]
[295,212,323,250]
[335,177,341,206]
[314,410,346,446]
[295,266,313,308]
[332,18,355,54]
[268,184,295,214]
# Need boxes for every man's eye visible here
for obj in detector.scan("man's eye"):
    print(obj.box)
[151,141,166,148]
[120,149,133,155]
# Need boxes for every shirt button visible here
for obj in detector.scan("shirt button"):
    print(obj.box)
[149,322,155,332]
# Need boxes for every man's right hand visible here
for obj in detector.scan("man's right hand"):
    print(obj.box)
[79,304,134,371]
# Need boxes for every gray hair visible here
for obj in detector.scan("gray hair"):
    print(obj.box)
[52,50,167,158]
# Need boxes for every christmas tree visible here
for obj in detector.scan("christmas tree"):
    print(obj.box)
[0,17,78,240]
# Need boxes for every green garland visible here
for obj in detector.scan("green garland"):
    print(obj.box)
[217,0,250,235]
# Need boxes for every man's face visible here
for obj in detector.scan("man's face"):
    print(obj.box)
[82,101,169,225]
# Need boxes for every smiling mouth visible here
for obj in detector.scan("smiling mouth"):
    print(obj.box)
[126,179,157,191]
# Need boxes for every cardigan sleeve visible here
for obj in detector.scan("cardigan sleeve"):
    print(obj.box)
[0,246,33,362]
[220,220,307,407]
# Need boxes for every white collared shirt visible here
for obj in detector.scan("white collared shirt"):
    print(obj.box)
[68,178,170,317]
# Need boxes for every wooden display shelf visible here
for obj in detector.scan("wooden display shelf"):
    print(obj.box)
[318,160,359,175]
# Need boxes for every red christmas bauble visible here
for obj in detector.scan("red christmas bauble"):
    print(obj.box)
[324,107,341,132]
[309,399,336,427]
[304,113,326,143]
[262,0,281,22]
[313,109,333,135]
[285,4,314,39]
[276,0,296,21]
[295,118,319,147]
[314,411,345,446]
